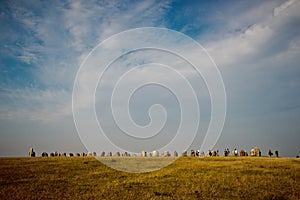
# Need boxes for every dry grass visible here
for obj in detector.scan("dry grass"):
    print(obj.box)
[0,157,299,199]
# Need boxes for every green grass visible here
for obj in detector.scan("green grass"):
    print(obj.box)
[0,157,299,199]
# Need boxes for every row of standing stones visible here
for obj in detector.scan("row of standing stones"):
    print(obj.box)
[29,147,271,158]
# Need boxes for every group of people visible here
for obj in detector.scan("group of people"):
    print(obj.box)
[268,149,279,157]
[224,148,247,156]
[209,148,279,157]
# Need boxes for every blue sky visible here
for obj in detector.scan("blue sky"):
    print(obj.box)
[0,0,300,157]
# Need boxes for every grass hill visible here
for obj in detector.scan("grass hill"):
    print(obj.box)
[0,157,299,199]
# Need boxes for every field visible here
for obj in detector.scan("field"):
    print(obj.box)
[0,157,299,199]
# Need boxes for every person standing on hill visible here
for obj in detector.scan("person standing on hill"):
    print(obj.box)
[268,149,273,157]
[275,150,279,157]
[234,149,238,156]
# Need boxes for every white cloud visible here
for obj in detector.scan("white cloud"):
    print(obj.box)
[2,0,300,126]
[205,0,300,68]
[206,24,274,66]
[60,0,171,53]
[273,0,299,16]
[0,0,174,123]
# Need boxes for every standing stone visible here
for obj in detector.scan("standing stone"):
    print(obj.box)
[152,150,159,157]
[123,152,129,157]
[174,151,178,157]
[163,151,170,157]
[141,150,147,157]
[250,147,261,157]
[29,148,35,157]
[100,151,105,157]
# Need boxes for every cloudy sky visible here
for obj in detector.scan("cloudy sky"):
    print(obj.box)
[0,0,300,157]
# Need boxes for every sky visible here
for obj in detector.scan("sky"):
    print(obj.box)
[0,0,300,157]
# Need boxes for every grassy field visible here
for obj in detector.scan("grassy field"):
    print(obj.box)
[0,157,299,199]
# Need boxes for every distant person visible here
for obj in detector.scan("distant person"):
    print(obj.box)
[240,149,247,156]
[268,149,273,157]
[275,150,279,157]
[234,149,238,156]
[190,150,195,157]
[224,149,228,156]
[212,150,217,156]
[208,150,212,156]
[226,148,230,156]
